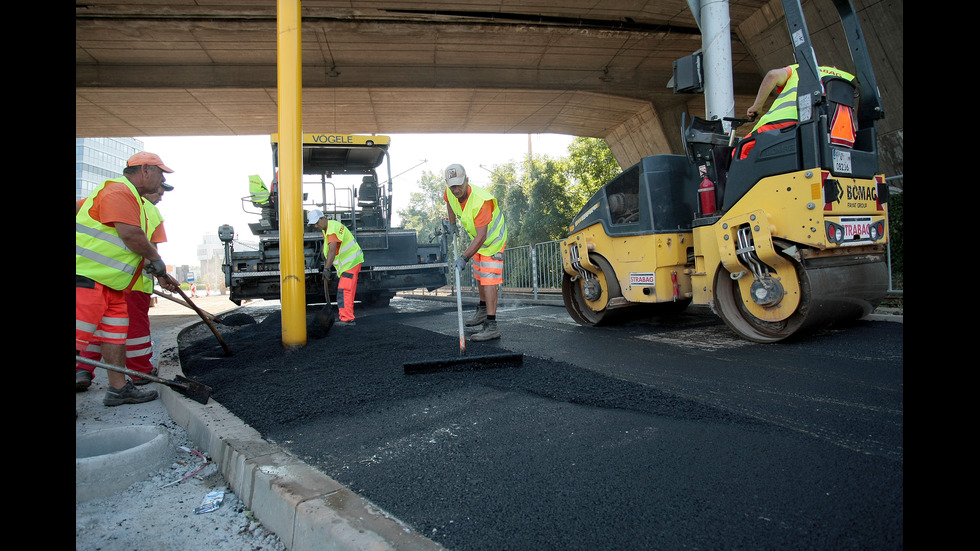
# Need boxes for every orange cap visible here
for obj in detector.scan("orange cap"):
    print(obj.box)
[127,152,174,173]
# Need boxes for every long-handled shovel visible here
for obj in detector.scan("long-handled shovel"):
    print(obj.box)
[153,289,218,322]
[165,284,234,357]
[315,271,336,334]
[76,356,212,405]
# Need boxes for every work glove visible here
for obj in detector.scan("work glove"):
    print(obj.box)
[448,222,458,236]
[145,258,168,277]
[453,255,468,273]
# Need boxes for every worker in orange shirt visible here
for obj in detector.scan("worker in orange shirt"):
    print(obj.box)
[76,152,180,407]
[76,181,173,389]
[443,163,508,342]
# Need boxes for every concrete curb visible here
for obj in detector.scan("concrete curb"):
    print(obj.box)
[156,324,446,551]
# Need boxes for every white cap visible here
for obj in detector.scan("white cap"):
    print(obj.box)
[307,209,325,224]
[445,163,467,187]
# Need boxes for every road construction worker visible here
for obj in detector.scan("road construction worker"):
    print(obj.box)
[443,163,508,342]
[76,152,180,407]
[308,209,364,325]
[248,174,271,205]
[76,182,173,389]
[738,63,856,160]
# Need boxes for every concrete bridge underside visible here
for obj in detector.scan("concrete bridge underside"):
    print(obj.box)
[76,0,903,177]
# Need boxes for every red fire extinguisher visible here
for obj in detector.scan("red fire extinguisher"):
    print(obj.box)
[698,173,716,216]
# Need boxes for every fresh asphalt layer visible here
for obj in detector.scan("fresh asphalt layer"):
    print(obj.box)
[166,292,902,551]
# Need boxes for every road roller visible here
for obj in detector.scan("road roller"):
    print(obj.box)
[561,0,890,343]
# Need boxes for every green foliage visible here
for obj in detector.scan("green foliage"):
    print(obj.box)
[566,136,621,201]
[395,137,621,248]
[520,156,577,244]
[397,170,449,244]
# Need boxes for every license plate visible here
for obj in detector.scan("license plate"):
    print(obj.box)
[833,149,852,174]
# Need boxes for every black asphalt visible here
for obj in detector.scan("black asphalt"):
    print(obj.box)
[180,300,903,551]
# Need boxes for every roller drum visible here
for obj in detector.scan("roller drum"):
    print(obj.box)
[714,252,888,343]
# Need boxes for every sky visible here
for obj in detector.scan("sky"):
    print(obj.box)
[138,133,577,267]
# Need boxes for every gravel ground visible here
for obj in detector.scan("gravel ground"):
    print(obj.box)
[76,296,287,551]
[75,386,288,551]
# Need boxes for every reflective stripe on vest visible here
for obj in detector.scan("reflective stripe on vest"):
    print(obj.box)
[136,200,164,293]
[75,177,148,291]
[446,184,508,256]
[751,64,856,134]
[249,174,270,205]
[324,220,364,274]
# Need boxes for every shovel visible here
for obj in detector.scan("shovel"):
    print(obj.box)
[153,289,218,322]
[164,283,234,357]
[315,271,336,334]
[76,356,212,405]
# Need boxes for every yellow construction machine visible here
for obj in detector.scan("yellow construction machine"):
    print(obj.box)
[561,0,890,343]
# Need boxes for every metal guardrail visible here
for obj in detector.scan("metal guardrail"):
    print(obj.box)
[445,240,564,299]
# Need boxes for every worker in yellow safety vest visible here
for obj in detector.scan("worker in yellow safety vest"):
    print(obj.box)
[308,209,365,325]
[443,163,508,342]
[739,64,856,159]
[76,152,180,407]
[248,174,271,205]
[76,182,173,388]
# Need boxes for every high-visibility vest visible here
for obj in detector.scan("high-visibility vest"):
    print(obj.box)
[135,200,165,293]
[446,184,507,256]
[76,177,149,291]
[249,174,270,205]
[751,64,856,134]
[322,220,364,274]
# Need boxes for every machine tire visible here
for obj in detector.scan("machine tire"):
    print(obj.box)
[713,260,809,343]
[562,253,623,326]
[712,246,888,343]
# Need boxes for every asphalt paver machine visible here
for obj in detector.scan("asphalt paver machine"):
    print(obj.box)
[221,134,448,307]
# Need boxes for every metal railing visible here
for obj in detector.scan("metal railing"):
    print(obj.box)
[444,239,564,299]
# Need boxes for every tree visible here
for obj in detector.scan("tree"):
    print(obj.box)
[397,137,621,249]
[396,170,447,244]
[520,156,577,244]
[566,137,621,203]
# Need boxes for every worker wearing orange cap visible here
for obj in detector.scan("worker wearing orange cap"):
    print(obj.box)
[76,182,172,387]
[76,152,180,407]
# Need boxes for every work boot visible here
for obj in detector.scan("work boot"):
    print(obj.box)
[76,369,92,392]
[103,381,158,407]
[471,319,501,342]
[465,304,487,327]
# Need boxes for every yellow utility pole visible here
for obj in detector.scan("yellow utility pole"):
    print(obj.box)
[277,0,306,348]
